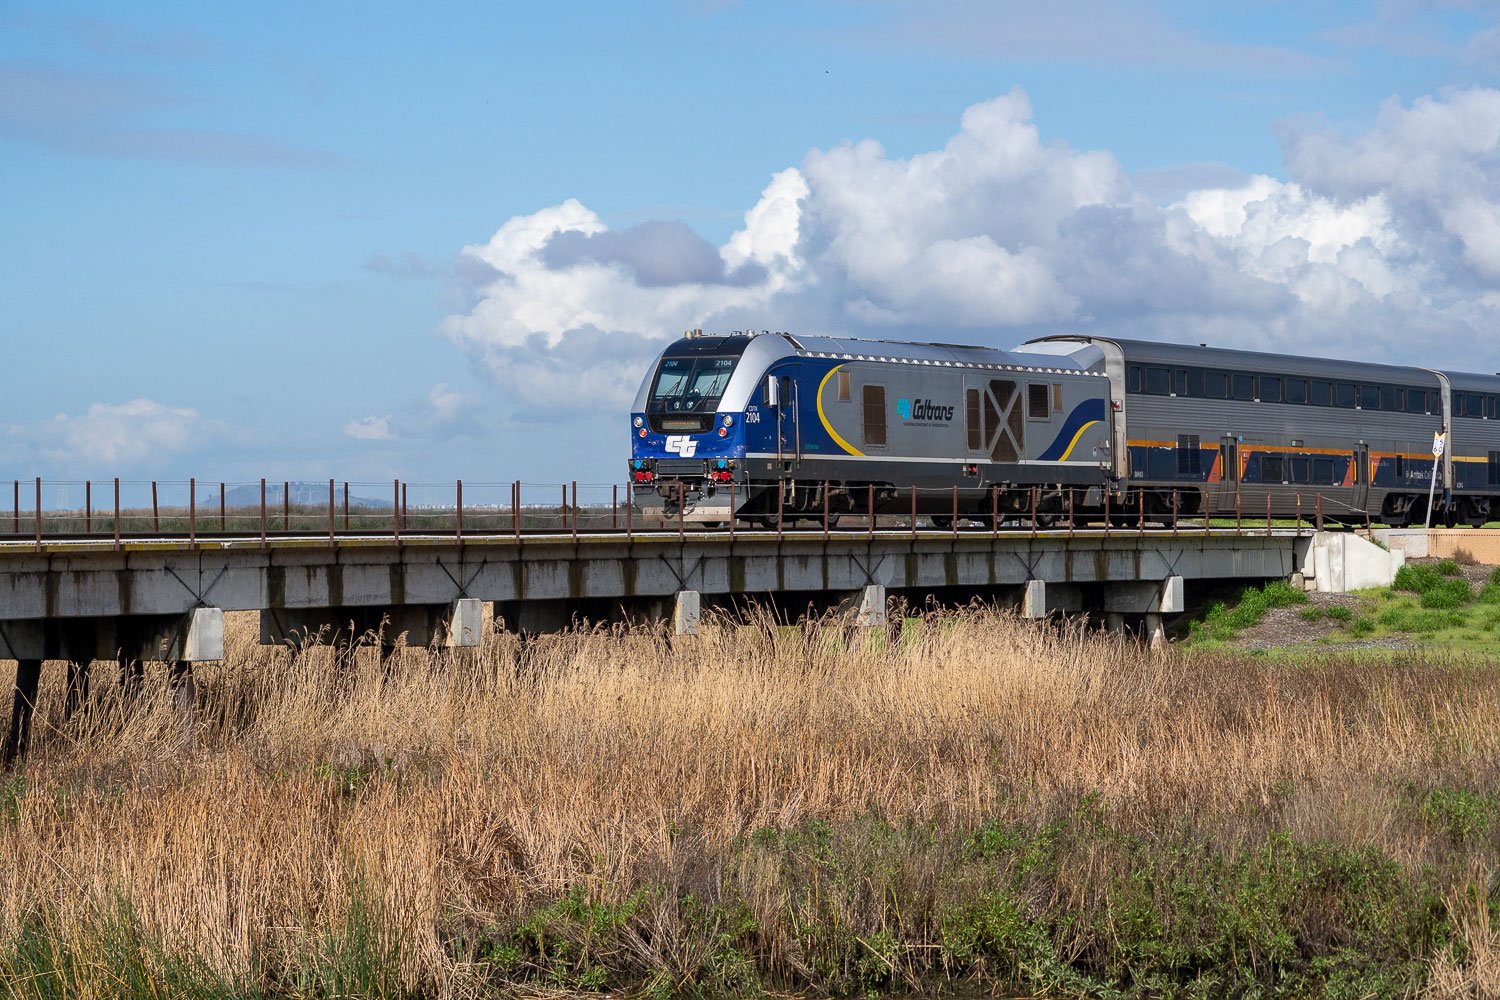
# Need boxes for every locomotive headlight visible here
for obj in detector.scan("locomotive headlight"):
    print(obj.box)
[633,416,644,428]
[721,414,733,427]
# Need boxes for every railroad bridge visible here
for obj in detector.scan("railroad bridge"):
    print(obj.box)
[0,522,1350,764]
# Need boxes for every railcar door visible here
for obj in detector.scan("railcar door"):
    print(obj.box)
[767,370,800,470]
[1218,434,1239,514]
[1352,443,1370,513]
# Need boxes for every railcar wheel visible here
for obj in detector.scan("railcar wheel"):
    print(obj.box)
[930,515,953,529]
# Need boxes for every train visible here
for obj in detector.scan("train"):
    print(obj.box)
[627,329,1500,528]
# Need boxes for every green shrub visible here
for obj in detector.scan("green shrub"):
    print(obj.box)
[1346,617,1375,638]
[1419,787,1497,844]
[1435,558,1463,577]
[1420,577,1472,609]
[1477,582,1500,605]
[1324,605,1354,623]
[1491,565,1500,586]
[1393,565,1442,595]
[1298,607,1324,623]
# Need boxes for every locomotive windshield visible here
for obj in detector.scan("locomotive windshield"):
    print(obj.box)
[649,356,737,412]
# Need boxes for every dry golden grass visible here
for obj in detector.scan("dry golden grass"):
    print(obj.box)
[0,607,1496,996]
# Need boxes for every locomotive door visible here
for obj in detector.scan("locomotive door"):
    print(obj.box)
[772,371,799,469]
[1352,443,1370,512]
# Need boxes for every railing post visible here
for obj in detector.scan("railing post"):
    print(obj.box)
[1031,486,1039,538]
[910,485,917,539]
[1235,490,1242,532]
[342,482,349,531]
[1137,487,1145,534]
[11,479,17,535]
[1171,490,1178,537]
[868,483,875,540]
[571,481,578,539]
[778,480,786,539]
[626,479,633,539]
[113,478,120,551]
[952,485,959,538]
[1267,493,1273,537]
[260,479,267,547]
[456,480,463,543]
[1068,487,1075,540]
[1103,487,1109,537]
[329,479,336,544]
[1296,492,1302,533]
[34,477,41,549]
[612,484,618,531]
[678,481,686,541]
[283,481,290,532]
[85,481,92,534]
[220,482,226,533]
[393,479,401,543]
[151,481,159,534]
[823,482,830,541]
[728,484,735,541]
[513,481,521,542]
[189,477,196,546]
[993,486,1000,538]
[561,483,568,535]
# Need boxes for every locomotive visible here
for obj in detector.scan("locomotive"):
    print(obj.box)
[627,329,1500,528]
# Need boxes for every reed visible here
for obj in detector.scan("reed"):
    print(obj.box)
[0,608,1495,997]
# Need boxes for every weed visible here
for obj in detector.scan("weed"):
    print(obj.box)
[1422,577,1473,610]
[1324,605,1354,623]
[1299,606,1325,622]
[1418,787,1497,845]
[1435,558,1464,577]
[1189,580,1309,644]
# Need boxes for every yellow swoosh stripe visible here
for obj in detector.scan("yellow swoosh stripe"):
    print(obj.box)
[1058,420,1100,461]
[816,364,864,456]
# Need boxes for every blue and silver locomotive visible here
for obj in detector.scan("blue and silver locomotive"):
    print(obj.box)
[628,330,1113,526]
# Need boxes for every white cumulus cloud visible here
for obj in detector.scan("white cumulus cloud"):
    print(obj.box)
[343,415,391,441]
[38,399,202,467]
[439,85,1500,421]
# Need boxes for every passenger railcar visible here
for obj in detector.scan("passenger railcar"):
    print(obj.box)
[627,329,1500,528]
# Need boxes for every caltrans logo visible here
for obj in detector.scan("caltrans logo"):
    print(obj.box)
[896,397,954,423]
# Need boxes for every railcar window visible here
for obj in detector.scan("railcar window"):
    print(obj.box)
[966,389,982,451]
[1291,456,1310,483]
[1260,375,1282,402]
[1311,381,1332,406]
[862,385,887,448]
[1490,451,1500,486]
[1490,396,1499,419]
[1053,383,1064,411]
[1174,369,1187,396]
[1126,365,1142,394]
[1407,388,1428,414]
[1335,383,1356,408]
[1177,435,1201,476]
[1232,373,1255,401]
[837,370,851,402]
[1284,379,1308,404]
[1203,371,1227,398]
[1262,455,1285,482]
[1183,368,1202,397]
[1144,367,1170,395]
[1314,457,1335,483]
[1360,385,1379,410]
[1381,385,1400,411]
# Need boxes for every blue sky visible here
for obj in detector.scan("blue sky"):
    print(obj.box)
[5,1,1500,489]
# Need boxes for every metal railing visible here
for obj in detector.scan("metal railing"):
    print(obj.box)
[0,477,1350,550]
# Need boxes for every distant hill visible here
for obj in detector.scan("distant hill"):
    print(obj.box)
[206,482,394,510]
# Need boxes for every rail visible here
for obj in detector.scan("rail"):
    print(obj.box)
[0,477,1351,551]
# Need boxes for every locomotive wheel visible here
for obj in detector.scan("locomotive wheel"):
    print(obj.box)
[930,515,953,529]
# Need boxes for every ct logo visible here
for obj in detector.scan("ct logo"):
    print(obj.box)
[664,435,698,457]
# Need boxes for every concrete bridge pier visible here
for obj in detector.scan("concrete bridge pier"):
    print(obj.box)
[2,659,41,769]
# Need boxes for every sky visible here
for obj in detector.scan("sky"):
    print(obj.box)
[6,1,1500,491]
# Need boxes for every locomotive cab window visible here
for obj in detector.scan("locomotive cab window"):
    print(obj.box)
[649,356,737,413]
[1027,383,1050,419]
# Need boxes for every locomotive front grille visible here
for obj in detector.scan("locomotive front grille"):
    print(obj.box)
[649,414,713,433]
